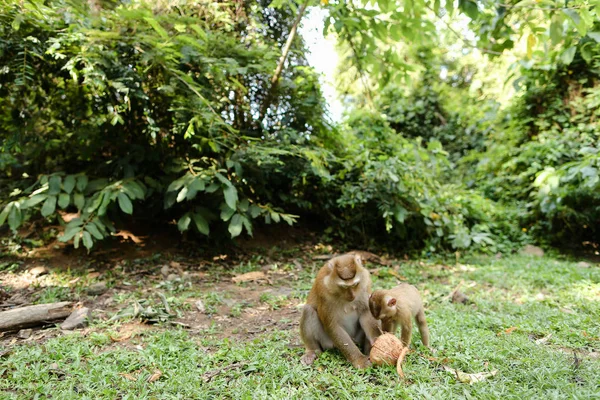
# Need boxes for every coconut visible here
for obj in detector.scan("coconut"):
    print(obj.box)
[369,333,410,377]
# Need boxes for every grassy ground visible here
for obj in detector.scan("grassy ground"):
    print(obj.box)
[0,243,599,399]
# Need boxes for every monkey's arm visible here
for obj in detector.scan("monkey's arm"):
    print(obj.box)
[359,312,382,345]
[323,318,370,368]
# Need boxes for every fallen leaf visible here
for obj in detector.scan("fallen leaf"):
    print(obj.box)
[87,272,101,279]
[120,373,137,381]
[110,332,133,342]
[443,366,498,384]
[582,331,599,341]
[147,369,162,383]
[497,326,518,336]
[535,334,552,344]
[232,271,267,283]
[49,362,66,378]
[560,307,576,315]
[195,300,206,313]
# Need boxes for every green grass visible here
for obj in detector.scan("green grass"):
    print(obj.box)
[1,254,599,399]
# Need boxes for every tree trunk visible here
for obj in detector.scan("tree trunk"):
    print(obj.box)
[0,302,73,332]
[258,0,310,123]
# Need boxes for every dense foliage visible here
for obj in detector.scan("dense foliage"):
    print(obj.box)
[1,0,599,252]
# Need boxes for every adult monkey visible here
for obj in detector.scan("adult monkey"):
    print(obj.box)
[300,253,382,369]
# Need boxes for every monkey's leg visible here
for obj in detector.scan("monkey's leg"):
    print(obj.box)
[324,321,370,369]
[299,305,332,365]
[416,309,430,348]
[399,313,413,348]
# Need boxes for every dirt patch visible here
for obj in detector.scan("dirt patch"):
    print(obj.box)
[0,233,317,347]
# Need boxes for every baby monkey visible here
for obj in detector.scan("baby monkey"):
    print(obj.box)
[369,283,430,348]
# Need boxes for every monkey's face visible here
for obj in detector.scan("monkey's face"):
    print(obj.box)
[337,278,361,302]
[369,292,395,320]
[369,294,382,319]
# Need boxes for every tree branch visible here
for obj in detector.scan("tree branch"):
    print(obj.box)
[425,5,503,56]
[258,0,310,123]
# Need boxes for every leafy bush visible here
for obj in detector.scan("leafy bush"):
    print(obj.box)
[469,39,600,244]
[0,0,525,254]
[0,0,313,249]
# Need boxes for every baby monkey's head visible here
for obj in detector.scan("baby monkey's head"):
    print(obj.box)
[369,290,397,320]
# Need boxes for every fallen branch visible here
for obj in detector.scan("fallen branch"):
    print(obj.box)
[202,362,247,383]
[0,302,73,332]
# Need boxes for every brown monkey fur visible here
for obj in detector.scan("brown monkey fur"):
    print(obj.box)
[369,283,430,348]
[299,253,383,369]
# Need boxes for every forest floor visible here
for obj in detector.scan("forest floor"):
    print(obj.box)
[0,230,599,399]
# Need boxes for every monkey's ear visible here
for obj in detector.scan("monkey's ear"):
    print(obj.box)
[354,254,363,266]
[387,298,397,307]
[326,260,334,270]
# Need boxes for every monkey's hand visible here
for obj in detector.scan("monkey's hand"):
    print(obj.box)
[352,355,372,369]
[300,351,318,366]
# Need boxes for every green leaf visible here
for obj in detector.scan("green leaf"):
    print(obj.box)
[0,203,10,226]
[98,192,112,216]
[144,17,169,39]
[220,205,236,221]
[41,195,57,217]
[8,205,21,230]
[123,181,145,199]
[550,17,562,45]
[223,186,238,210]
[186,179,205,200]
[167,176,187,193]
[190,24,207,41]
[74,232,81,249]
[192,213,210,236]
[249,205,262,218]
[394,206,408,223]
[238,199,249,212]
[228,214,243,238]
[117,192,133,214]
[23,194,47,209]
[205,183,220,193]
[459,0,478,20]
[85,222,104,240]
[526,34,536,59]
[74,193,85,210]
[560,46,577,65]
[63,175,76,194]
[588,32,600,42]
[215,172,232,186]
[281,214,296,226]
[241,215,253,236]
[76,175,88,192]
[48,176,62,195]
[270,212,281,223]
[581,43,593,63]
[58,193,70,209]
[562,9,580,26]
[164,192,177,209]
[82,231,93,250]
[177,187,189,203]
[59,222,82,242]
[177,213,191,232]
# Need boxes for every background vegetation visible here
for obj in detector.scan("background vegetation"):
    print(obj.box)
[1,0,599,254]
